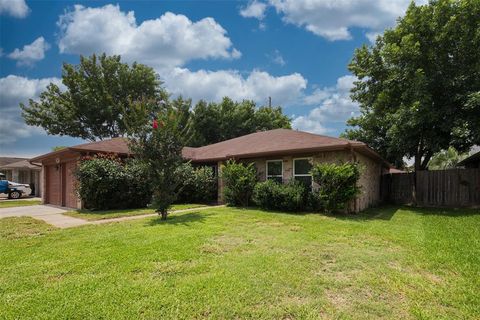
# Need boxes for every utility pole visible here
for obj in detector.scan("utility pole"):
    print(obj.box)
[268,96,272,107]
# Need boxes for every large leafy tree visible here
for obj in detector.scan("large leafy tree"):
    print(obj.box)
[189,97,291,147]
[21,54,166,141]
[343,0,480,170]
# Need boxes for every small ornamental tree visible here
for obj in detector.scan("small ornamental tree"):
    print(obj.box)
[311,162,361,213]
[128,101,186,220]
[221,160,257,207]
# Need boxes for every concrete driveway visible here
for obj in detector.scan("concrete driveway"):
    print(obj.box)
[0,205,88,228]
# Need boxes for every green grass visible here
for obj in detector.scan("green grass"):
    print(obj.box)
[1,206,479,319]
[0,200,41,208]
[63,203,207,221]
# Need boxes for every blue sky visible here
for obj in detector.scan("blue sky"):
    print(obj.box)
[0,0,419,157]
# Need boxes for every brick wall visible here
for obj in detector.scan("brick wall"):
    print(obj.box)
[64,160,79,208]
[353,152,382,211]
[221,150,382,212]
[217,161,225,204]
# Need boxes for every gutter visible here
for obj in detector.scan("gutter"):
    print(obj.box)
[29,147,74,163]
[28,160,42,167]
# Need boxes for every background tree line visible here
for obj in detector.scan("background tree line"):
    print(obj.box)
[21,53,291,148]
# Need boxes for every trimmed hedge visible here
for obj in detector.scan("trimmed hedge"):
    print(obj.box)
[75,156,152,210]
[221,160,257,207]
[253,179,307,212]
[176,163,217,204]
[311,162,361,213]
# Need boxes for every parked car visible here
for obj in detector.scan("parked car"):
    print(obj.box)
[0,174,32,199]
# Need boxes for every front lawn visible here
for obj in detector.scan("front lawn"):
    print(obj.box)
[63,203,207,221]
[0,199,41,208]
[1,206,479,319]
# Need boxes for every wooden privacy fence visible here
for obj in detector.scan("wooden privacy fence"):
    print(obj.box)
[381,169,480,207]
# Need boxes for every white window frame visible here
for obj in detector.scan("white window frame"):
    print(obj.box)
[266,159,283,182]
[293,157,313,186]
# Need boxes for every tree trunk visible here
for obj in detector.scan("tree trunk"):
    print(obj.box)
[413,152,423,206]
[413,149,432,206]
[420,152,433,170]
[160,210,168,220]
[414,153,422,172]
[157,209,168,220]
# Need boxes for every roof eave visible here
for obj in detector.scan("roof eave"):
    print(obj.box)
[68,147,132,156]
[29,148,76,163]
[351,144,391,168]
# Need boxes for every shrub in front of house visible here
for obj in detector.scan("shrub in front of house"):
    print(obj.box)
[75,156,152,210]
[253,179,307,212]
[311,162,361,213]
[176,163,217,204]
[221,160,257,207]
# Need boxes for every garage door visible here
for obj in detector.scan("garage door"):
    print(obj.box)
[46,165,61,206]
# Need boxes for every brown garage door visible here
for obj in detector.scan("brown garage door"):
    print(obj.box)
[46,164,61,206]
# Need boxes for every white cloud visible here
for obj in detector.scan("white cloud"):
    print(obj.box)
[240,1,267,19]
[0,0,29,18]
[240,1,268,30]
[268,49,285,66]
[0,75,62,144]
[8,37,50,66]
[293,75,358,134]
[55,4,306,110]
[57,4,240,68]
[163,68,307,106]
[268,0,426,41]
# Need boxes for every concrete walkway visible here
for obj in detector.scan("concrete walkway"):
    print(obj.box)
[0,205,86,228]
[90,205,225,225]
[0,205,224,229]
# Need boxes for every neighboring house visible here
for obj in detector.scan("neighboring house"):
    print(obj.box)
[30,129,390,211]
[457,150,480,169]
[0,157,41,196]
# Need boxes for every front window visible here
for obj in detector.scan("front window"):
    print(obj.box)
[294,158,312,188]
[266,160,283,183]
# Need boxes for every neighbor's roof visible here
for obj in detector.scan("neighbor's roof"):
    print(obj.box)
[30,129,389,166]
[0,159,40,170]
[0,157,27,167]
[457,150,480,167]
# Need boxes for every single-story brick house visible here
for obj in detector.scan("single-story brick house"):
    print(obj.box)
[30,129,390,211]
